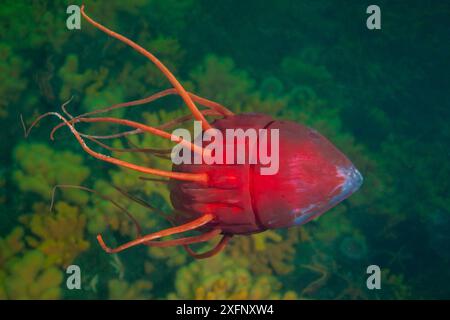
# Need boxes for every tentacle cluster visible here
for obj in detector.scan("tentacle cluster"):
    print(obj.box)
[22,5,236,259]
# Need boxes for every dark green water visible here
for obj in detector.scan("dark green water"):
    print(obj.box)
[0,0,449,299]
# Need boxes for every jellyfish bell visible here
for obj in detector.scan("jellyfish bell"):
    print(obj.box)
[171,114,363,233]
[250,118,363,229]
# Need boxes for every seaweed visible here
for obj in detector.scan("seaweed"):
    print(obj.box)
[168,254,296,300]
[1,0,449,300]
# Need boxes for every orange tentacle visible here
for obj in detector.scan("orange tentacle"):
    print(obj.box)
[65,88,232,120]
[53,116,209,158]
[142,228,222,248]
[50,184,143,236]
[50,108,221,141]
[189,92,234,116]
[157,109,222,130]
[84,136,172,160]
[184,234,232,259]
[24,112,208,183]
[97,214,215,253]
[80,5,212,130]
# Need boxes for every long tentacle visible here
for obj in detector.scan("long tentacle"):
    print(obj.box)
[60,95,75,118]
[97,214,214,253]
[85,136,172,159]
[184,234,232,259]
[142,228,222,248]
[111,185,175,224]
[190,92,234,116]
[138,177,169,183]
[122,135,173,161]
[49,116,208,158]
[81,5,212,130]
[63,88,232,121]
[50,108,221,141]
[157,109,221,130]
[24,112,207,183]
[50,184,224,254]
[51,184,225,256]
[50,184,142,236]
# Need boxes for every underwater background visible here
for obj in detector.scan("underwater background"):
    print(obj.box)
[1,0,449,299]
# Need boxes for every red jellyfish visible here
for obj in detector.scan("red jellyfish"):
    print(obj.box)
[25,6,363,259]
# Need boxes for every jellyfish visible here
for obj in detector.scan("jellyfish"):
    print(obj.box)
[24,6,363,259]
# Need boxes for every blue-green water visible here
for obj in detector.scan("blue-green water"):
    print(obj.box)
[1,0,449,299]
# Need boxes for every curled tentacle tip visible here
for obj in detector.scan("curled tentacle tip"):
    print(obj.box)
[49,202,55,212]
[49,131,56,141]
[96,234,113,253]
[19,114,29,138]
[49,185,59,212]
